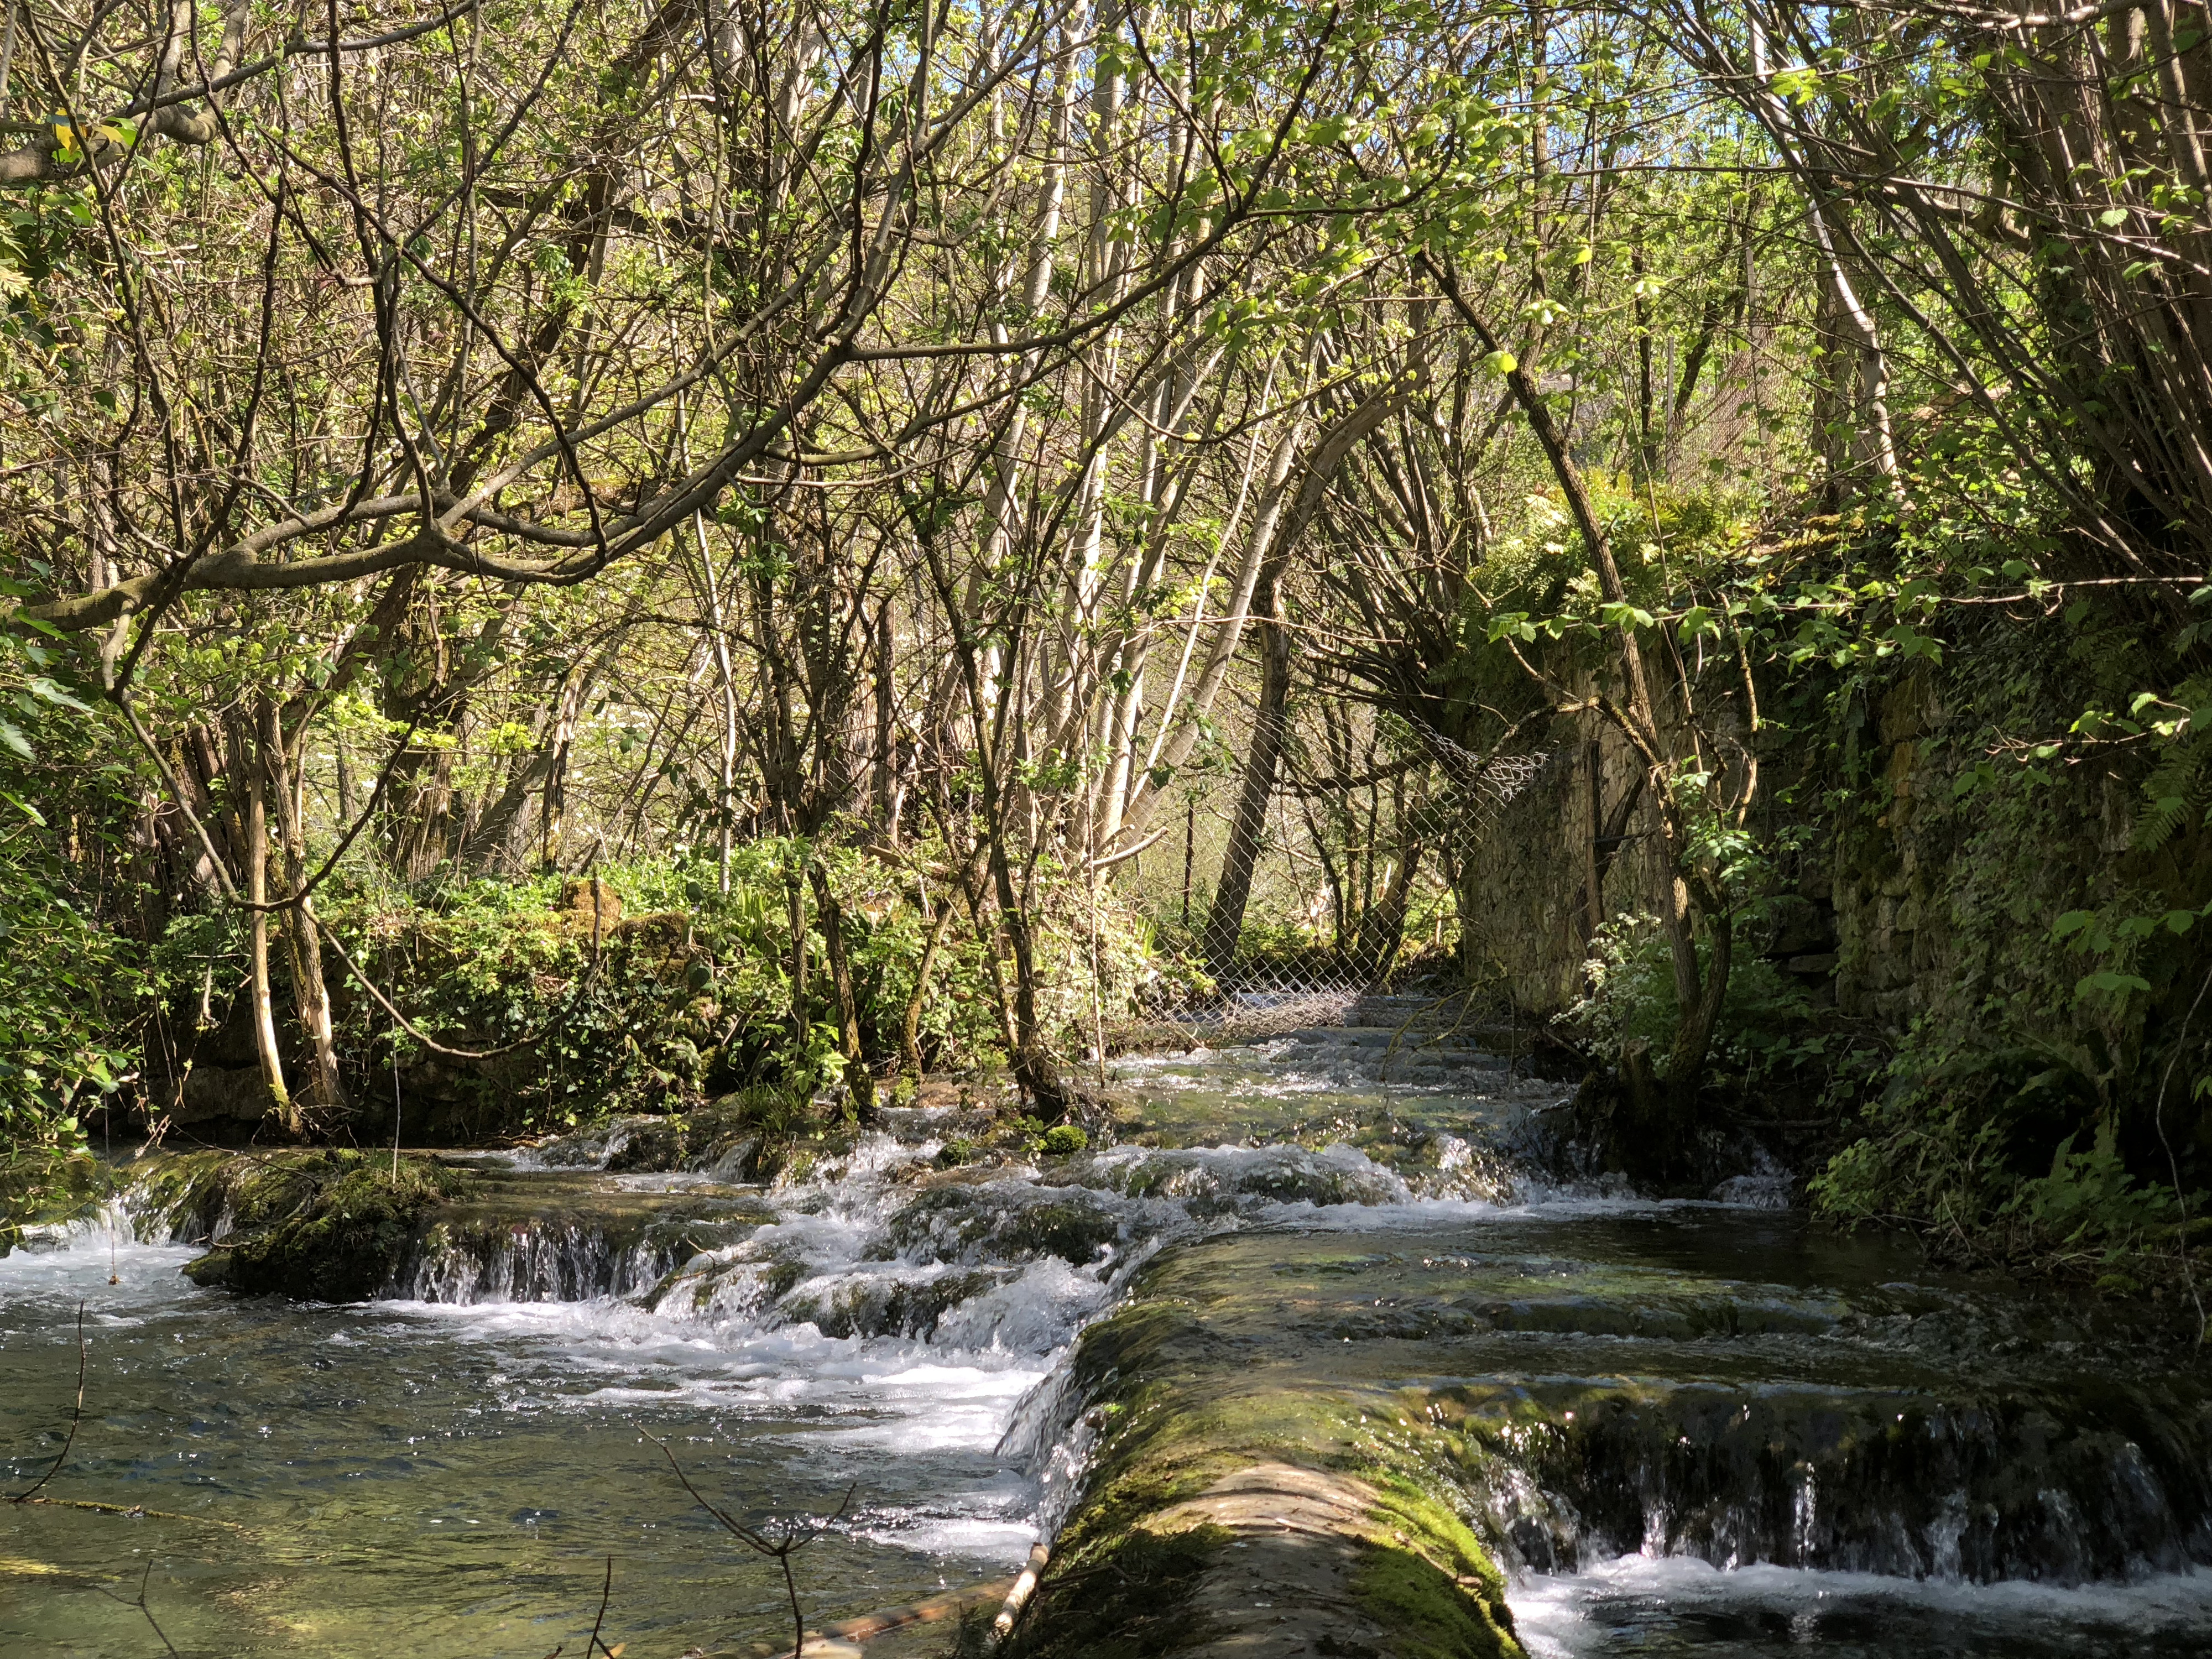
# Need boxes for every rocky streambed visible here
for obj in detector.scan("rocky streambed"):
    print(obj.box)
[4,1018,2211,1657]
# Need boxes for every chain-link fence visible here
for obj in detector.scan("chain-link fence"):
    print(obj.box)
[1109,708,1556,1047]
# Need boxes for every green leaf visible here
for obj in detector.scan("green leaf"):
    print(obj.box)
[2077,970,2152,999]
[1481,349,1516,376]
[25,676,90,713]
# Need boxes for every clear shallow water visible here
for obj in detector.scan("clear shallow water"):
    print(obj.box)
[0,1220,1044,1657]
[4,1022,2208,1656]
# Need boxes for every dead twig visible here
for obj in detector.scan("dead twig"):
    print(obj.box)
[8,1301,86,1504]
[641,1424,853,1659]
[583,1553,624,1657]
[92,1559,181,1658]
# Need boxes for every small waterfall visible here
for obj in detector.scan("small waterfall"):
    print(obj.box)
[395,1217,672,1303]
[1472,1383,2212,1586]
[997,1356,1099,1536]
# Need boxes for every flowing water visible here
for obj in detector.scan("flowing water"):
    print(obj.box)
[4,1015,2210,1657]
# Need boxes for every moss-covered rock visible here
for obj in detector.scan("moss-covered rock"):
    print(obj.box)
[145,1150,472,1301]
[0,1147,115,1256]
[1010,1272,1525,1659]
[526,1087,843,1183]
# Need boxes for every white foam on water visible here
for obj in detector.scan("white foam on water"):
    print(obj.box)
[854,1512,1039,1558]
[1509,1554,2212,1658]
[0,1204,200,1313]
[27,1022,2196,1646]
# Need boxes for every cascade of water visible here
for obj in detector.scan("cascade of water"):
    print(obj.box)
[24,1021,2205,1659]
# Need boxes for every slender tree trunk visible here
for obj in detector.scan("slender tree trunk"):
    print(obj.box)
[694,510,742,895]
[262,700,345,1114]
[1350,838,1423,984]
[916,534,1074,1120]
[785,870,810,1051]
[1663,906,1732,1121]
[1191,369,1425,977]
[235,716,295,1134]
[1201,583,1291,979]
[1425,252,1737,1137]
[873,600,896,836]
[807,860,874,1119]
[901,891,959,1078]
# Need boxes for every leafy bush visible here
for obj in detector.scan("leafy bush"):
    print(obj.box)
[0,623,145,1167]
[1809,1032,2206,1287]
[313,835,1160,1136]
[1561,910,1813,1082]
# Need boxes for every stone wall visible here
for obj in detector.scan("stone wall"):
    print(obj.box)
[1454,713,1663,1015]
[1451,656,2128,1035]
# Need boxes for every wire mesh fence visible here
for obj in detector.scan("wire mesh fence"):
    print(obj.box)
[1109,709,1559,1049]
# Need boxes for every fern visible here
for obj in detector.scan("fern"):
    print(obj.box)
[2131,754,2199,852]
[2132,677,2212,852]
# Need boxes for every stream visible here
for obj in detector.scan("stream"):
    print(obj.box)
[5,1015,2211,1657]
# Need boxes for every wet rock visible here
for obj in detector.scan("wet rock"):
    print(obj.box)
[163,1150,472,1302]
[525,1090,834,1182]
[0,1149,113,1256]
[1452,1377,2212,1585]
[1013,1289,1524,1659]
[779,1266,1013,1339]
[884,1182,1130,1267]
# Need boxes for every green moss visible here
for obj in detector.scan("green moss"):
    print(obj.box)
[127,1149,241,1240]
[1350,1540,1519,1659]
[1020,1284,1525,1659]
[161,1151,472,1301]
[0,1148,115,1255]
[1002,1198,1123,1264]
[1352,1475,1520,1658]
[1004,1524,1228,1659]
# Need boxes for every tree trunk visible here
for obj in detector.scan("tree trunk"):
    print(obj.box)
[262,701,346,1114]
[1663,906,1732,1122]
[807,859,874,1119]
[901,888,959,1078]
[234,716,295,1134]
[1349,838,1424,984]
[1201,586,1292,979]
[1425,251,1739,1118]
[915,534,1075,1121]
[873,599,896,836]
[785,872,810,1051]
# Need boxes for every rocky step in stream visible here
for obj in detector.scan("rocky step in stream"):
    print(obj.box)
[1006,1206,2212,1659]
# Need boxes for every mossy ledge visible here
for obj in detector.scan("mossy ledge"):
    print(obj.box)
[1006,1295,1524,1659]
[137,1149,474,1302]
